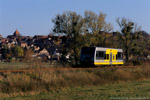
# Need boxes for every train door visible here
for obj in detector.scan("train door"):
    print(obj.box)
[112,54,116,61]
[104,49,110,64]
[112,50,118,64]
[110,53,112,64]
[105,49,118,65]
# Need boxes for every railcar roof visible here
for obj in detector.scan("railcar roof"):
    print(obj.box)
[82,47,122,50]
[95,47,122,50]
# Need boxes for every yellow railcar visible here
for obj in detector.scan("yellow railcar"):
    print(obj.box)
[80,47,123,66]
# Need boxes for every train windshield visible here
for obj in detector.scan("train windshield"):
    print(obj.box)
[80,47,95,61]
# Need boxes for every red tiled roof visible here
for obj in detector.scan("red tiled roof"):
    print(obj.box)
[20,41,27,44]
[2,38,9,42]
[34,35,48,39]
[0,34,2,38]
[13,29,20,36]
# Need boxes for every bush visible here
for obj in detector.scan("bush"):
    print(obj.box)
[126,59,143,66]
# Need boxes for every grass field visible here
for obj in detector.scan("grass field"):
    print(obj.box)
[0,62,56,70]
[3,80,150,100]
[0,62,150,100]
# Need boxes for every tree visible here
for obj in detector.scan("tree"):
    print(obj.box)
[12,46,24,60]
[52,11,114,66]
[116,18,141,61]
[131,31,145,57]
[52,11,84,66]
[24,48,34,63]
[83,11,113,46]
[1,45,12,61]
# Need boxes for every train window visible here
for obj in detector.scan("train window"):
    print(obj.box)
[107,54,109,60]
[104,54,109,60]
[116,52,123,60]
[96,51,104,60]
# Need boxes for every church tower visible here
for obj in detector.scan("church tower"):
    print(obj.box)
[13,29,20,36]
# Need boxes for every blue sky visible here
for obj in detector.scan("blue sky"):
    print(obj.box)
[0,0,150,37]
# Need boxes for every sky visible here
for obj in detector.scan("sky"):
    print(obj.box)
[0,0,150,37]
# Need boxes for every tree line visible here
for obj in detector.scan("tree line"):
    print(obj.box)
[52,10,150,66]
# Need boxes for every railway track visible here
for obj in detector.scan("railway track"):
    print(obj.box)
[0,65,144,73]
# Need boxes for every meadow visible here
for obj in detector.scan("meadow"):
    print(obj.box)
[0,62,150,99]
[0,62,53,70]
[4,80,150,100]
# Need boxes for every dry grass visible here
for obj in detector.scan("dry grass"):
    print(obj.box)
[0,65,150,98]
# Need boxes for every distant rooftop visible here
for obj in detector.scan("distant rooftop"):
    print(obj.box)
[49,33,66,36]
[13,29,20,36]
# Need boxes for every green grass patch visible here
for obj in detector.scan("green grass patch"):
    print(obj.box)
[3,80,150,100]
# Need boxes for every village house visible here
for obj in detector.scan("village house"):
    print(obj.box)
[20,41,28,48]
[31,48,50,61]
[0,38,9,47]
[38,48,50,58]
